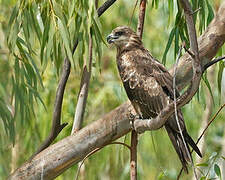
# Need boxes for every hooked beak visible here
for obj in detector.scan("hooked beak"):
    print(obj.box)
[106,33,119,44]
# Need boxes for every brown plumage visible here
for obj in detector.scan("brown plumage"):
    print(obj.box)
[107,26,202,172]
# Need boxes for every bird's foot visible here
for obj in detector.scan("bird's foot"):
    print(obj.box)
[128,113,140,130]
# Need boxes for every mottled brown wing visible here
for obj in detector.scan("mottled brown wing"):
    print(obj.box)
[118,50,184,129]
[117,48,202,171]
[118,53,168,117]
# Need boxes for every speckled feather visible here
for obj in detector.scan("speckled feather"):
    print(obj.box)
[108,26,202,172]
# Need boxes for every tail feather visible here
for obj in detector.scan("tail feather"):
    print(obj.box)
[165,125,189,173]
[184,133,202,158]
[165,125,202,173]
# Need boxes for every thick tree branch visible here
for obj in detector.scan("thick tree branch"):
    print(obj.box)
[170,1,225,90]
[9,2,225,180]
[9,102,133,180]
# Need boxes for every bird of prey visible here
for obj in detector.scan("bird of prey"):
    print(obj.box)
[107,26,202,172]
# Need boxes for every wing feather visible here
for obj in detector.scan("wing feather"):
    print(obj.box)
[119,50,183,128]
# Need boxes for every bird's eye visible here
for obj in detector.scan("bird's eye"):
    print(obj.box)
[115,31,124,36]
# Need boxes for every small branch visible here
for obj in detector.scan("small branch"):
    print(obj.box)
[136,0,147,39]
[183,44,195,58]
[30,55,73,158]
[71,30,93,134]
[192,67,214,180]
[130,131,138,180]
[177,103,225,180]
[202,55,225,72]
[196,103,225,145]
[128,0,139,26]
[129,1,147,180]
[75,141,130,180]
[110,142,131,150]
[173,45,192,173]
[192,7,201,15]
[75,148,100,180]
[97,0,117,17]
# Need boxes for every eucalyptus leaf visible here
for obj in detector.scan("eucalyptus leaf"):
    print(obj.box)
[162,28,175,65]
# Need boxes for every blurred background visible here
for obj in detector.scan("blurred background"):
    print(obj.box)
[0,0,224,179]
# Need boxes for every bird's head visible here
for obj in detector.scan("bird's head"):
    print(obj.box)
[107,26,141,48]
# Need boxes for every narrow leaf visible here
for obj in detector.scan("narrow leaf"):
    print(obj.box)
[162,28,175,65]
[58,18,73,65]
[214,164,221,179]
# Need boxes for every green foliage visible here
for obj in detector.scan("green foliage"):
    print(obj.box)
[0,0,224,179]
[5,0,104,144]
[196,152,224,180]
[162,0,215,64]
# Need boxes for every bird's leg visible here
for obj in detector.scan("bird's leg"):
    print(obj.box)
[128,112,140,130]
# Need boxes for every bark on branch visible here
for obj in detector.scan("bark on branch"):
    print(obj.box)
[9,1,225,180]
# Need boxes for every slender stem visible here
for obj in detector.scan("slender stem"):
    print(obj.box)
[136,0,147,39]
[130,130,138,180]
[130,1,147,180]
[203,55,225,72]
[177,104,225,179]
[97,0,117,17]
[75,141,130,180]
[71,30,93,134]
[179,0,201,178]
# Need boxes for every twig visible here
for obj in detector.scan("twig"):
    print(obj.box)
[97,0,117,17]
[128,0,139,26]
[75,148,100,180]
[75,141,130,180]
[192,67,214,180]
[173,44,192,172]
[183,44,195,58]
[174,44,196,175]
[192,7,201,15]
[31,0,118,159]
[110,141,131,150]
[30,56,73,159]
[202,55,225,72]
[177,103,225,180]
[136,0,147,39]
[196,103,225,145]
[173,0,199,178]
[71,30,93,134]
